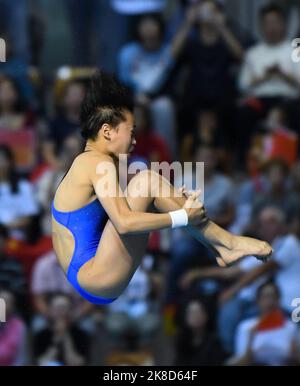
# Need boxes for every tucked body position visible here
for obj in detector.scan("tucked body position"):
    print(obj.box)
[51,72,272,305]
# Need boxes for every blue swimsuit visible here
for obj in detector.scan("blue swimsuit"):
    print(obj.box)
[52,198,117,305]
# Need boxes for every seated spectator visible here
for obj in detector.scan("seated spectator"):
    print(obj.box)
[237,3,300,162]
[247,105,299,173]
[0,145,39,239]
[174,297,228,366]
[229,281,300,366]
[42,80,86,168]
[180,206,286,353]
[181,108,227,162]
[0,289,28,366]
[0,224,27,318]
[3,214,52,286]
[251,158,293,221]
[31,251,97,336]
[35,134,83,235]
[239,4,300,101]
[118,13,177,156]
[33,293,91,366]
[0,76,37,171]
[194,145,235,227]
[165,145,235,306]
[105,255,161,350]
[219,211,300,329]
[132,102,171,163]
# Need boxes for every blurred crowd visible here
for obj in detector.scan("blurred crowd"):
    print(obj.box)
[1,0,300,366]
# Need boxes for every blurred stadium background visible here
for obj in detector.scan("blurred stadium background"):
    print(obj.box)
[1,0,300,366]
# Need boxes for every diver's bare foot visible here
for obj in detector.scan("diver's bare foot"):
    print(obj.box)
[214,236,273,267]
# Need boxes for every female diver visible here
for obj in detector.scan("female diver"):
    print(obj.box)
[51,72,272,305]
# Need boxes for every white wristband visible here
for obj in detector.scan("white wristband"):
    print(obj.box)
[169,209,188,229]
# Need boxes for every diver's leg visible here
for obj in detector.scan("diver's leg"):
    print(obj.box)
[78,170,272,298]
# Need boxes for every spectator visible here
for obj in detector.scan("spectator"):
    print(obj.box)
[229,281,300,366]
[239,3,300,100]
[31,251,96,336]
[171,0,244,136]
[181,108,227,162]
[195,145,235,227]
[219,210,300,323]
[118,13,177,156]
[0,224,27,318]
[64,0,166,72]
[0,289,28,366]
[165,145,235,306]
[0,145,39,239]
[174,297,228,366]
[3,214,52,286]
[105,255,161,349]
[33,293,91,366]
[0,76,38,171]
[251,158,292,221]
[43,80,85,169]
[0,76,29,130]
[237,3,300,162]
[181,205,286,353]
[132,102,171,163]
[247,105,299,173]
[36,134,83,235]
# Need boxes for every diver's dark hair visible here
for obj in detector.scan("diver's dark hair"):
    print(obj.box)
[80,71,133,141]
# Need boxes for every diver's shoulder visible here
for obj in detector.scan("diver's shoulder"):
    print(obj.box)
[72,151,114,172]
[75,151,113,163]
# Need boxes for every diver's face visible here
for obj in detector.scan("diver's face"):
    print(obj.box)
[110,110,136,157]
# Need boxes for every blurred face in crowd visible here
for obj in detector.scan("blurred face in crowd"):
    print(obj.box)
[265,163,287,190]
[185,300,208,330]
[261,11,286,44]
[49,295,72,321]
[257,207,284,243]
[63,82,86,114]
[198,110,217,130]
[0,79,18,112]
[265,107,286,129]
[197,110,218,142]
[257,284,280,315]
[137,17,163,51]
[197,0,220,25]
[0,290,15,318]
[59,135,82,170]
[195,146,217,176]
